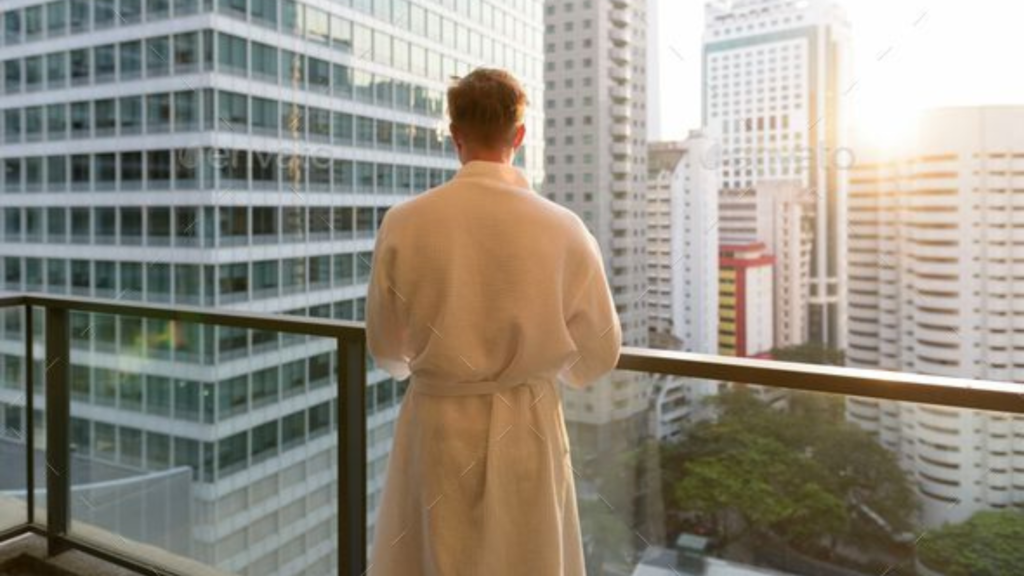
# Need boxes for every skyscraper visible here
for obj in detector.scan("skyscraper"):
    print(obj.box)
[646,134,719,440]
[703,0,851,348]
[543,0,659,560]
[543,0,649,443]
[846,106,1024,527]
[0,1,544,573]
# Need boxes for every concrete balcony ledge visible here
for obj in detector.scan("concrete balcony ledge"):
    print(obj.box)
[609,46,631,65]
[610,65,633,83]
[611,104,632,120]
[610,27,630,45]
[611,141,632,156]
[0,532,130,576]
[0,503,233,576]
[612,124,632,139]
[610,7,633,27]
[611,205,632,217]
[611,161,633,174]
[611,180,633,194]
[0,526,233,576]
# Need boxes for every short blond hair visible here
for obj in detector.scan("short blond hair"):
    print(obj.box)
[447,68,528,149]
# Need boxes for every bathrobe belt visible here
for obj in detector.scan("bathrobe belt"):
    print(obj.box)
[410,374,556,397]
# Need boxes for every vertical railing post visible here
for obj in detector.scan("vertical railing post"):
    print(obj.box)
[25,304,34,525]
[45,306,70,555]
[338,336,367,576]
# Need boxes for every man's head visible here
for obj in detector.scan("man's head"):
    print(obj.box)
[447,68,528,164]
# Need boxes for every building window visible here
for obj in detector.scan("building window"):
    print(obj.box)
[145,37,171,77]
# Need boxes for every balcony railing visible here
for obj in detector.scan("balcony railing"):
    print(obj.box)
[0,293,1022,575]
[0,294,365,576]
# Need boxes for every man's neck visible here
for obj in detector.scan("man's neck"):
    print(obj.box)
[461,150,515,165]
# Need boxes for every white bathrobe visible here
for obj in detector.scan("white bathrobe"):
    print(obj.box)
[365,160,622,576]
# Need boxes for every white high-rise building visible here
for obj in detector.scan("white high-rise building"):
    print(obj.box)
[646,135,719,354]
[753,180,812,348]
[0,1,544,573]
[543,0,650,436]
[646,134,719,440]
[543,0,662,555]
[703,0,851,348]
[846,107,1024,527]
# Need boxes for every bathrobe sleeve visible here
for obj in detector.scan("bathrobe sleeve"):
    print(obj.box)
[366,213,413,381]
[560,229,623,389]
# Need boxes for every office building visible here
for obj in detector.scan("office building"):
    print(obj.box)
[703,0,851,348]
[845,106,1024,527]
[0,1,544,573]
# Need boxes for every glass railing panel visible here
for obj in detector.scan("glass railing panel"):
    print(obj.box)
[60,312,340,576]
[0,303,28,531]
[570,369,1024,576]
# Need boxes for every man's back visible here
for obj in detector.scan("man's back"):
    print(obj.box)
[367,160,619,390]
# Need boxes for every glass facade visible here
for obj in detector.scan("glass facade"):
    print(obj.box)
[0,0,544,574]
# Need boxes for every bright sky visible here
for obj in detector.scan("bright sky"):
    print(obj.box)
[648,0,1024,145]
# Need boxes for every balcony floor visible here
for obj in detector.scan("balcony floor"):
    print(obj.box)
[0,534,141,576]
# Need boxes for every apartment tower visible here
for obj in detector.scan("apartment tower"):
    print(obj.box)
[543,0,661,561]
[846,107,1024,527]
[646,135,719,354]
[718,242,773,358]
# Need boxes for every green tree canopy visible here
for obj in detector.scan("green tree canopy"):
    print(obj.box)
[918,511,1024,576]
[673,429,847,544]
[665,388,917,552]
[769,343,846,366]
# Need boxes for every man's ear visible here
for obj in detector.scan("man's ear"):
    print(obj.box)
[512,124,526,149]
[450,123,464,152]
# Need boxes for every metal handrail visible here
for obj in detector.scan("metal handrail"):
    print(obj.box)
[1,293,1022,576]
[15,294,365,339]
[6,294,1021,414]
[619,346,1024,415]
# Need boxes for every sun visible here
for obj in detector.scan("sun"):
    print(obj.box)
[849,86,923,154]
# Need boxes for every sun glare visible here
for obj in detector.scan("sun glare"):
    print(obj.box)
[845,50,927,154]
[851,96,922,153]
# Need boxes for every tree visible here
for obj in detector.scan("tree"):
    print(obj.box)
[917,511,1024,576]
[770,343,845,366]
[672,430,847,548]
[784,391,918,535]
[758,341,917,536]
[663,388,916,558]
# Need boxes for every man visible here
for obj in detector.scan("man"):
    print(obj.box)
[366,68,621,576]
